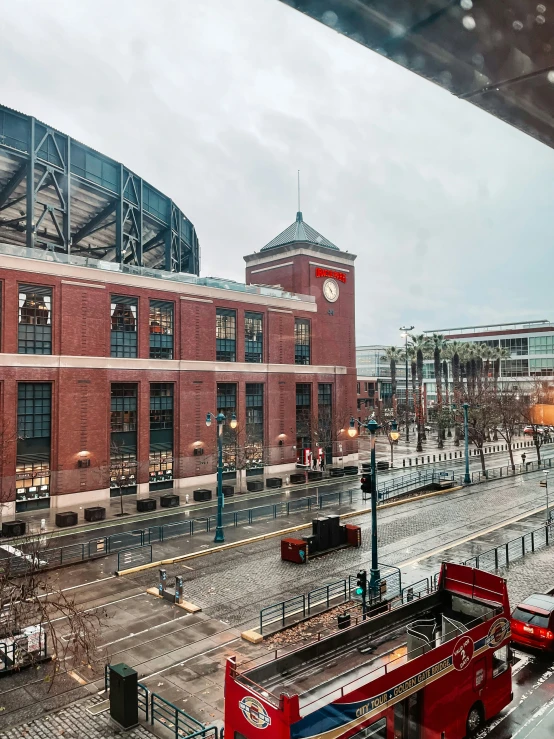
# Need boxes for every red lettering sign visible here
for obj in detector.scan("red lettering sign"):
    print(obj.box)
[315,267,346,283]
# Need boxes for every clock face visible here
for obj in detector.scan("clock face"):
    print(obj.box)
[323,278,339,303]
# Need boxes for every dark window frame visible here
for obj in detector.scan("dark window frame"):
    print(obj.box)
[245,311,263,363]
[294,318,311,365]
[149,300,174,359]
[216,308,236,362]
[111,295,138,358]
[18,284,52,355]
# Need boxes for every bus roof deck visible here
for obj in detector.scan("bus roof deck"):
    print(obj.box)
[238,586,502,716]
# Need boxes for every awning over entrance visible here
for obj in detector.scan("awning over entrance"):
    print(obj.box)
[278,0,554,149]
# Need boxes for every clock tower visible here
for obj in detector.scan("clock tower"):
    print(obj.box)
[243,211,356,370]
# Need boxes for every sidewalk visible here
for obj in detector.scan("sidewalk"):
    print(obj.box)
[368,433,544,467]
[4,472,360,541]
[0,694,154,739]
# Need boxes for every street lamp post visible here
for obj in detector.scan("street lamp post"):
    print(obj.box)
[462,402,471,484]
[206,410,237,543]
[544,470,550,524]
[388,419,399,468]
[400,326,414,443]
[349,416,382,596]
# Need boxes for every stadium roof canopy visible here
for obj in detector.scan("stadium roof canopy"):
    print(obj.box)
[278,0,554,151]
[0,104,199,274]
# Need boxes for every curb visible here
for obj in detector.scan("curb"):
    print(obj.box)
[115,484,464,576]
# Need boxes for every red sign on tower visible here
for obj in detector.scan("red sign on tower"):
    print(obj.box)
[315,267,346,283]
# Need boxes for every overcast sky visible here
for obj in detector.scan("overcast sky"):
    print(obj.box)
[1,0,553,345]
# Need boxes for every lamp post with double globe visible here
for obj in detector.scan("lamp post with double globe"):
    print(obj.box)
[206,411,237,543]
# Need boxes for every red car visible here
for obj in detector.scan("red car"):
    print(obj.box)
[511,594,554,650]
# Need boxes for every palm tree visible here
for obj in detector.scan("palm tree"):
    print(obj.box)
[450,341,466,445]
[409,334,431,452]
[441,342,452,437]
[431,334,447,447]
[493,346,511,384]
[383,346,404,416]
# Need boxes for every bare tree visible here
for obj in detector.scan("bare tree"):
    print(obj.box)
[109,439,134,517]
[463,383,498,474]
[493,386,524,471]
[0,535,106,682]
[0,418,19,527]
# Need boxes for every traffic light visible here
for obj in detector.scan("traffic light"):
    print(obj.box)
[356,570,367,597]
[360,475,371,493]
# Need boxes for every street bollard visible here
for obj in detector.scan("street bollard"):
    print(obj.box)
[159,569,167,597]
[175,575,183,604]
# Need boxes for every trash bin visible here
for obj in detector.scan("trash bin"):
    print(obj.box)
[109,663,138,730]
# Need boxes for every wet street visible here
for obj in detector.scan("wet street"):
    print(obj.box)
[3,468,554,737]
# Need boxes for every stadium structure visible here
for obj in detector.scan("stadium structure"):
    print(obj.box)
[0,103,200,275]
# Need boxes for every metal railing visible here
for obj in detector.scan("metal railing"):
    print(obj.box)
[104,665,219,739]
[9,453,551,576]
[471,455,553,482]
[259,566,401,634]
[0,627,48,674]
[117,545,153,571]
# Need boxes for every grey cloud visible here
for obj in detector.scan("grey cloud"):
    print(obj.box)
[1,0,553,343]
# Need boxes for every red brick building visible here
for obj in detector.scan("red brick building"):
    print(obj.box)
[0,211,357,518]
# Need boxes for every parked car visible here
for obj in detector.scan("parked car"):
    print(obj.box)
[511,593,554,650]
[524,425,543,435]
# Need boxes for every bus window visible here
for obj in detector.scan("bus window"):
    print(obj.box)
[492,645,509,678]
[351,717,386,739]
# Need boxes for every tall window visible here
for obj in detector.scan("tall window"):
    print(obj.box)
[246,383,264,468]
[150,300,174,359]
[110,383,137,493]
[500,359,529,377]
[318,383,333,461]
[530,358,554,376]
[18,284,52,354]
[294,319,311,365]
[111,296,138,358]
[217,383,237,470]
[245,312,263,363]
[529,335,554,354]
[150,384,173,487]
[296,383,312,458]
[216,308,236,361]
[16,383,51,509]
[500,337,528,356]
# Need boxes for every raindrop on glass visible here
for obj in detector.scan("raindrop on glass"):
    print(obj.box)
[462,15,476,30]
[461,0,473,9]
[321,10,338,27]
[537,14,546,23]
[513,20,524,30]
[547,70,554,83]
[537,4,546,13]
[472,52,485,68]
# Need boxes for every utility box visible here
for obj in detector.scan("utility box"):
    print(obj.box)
[281,538,308,564]
[109,663,138,730]
[137,498,157,512]
[345,524,362,548]
[84,506,106,522]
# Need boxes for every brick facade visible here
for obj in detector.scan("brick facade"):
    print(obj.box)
[0,237,357,514]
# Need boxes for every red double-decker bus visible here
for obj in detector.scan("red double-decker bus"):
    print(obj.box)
[225,563,513,739]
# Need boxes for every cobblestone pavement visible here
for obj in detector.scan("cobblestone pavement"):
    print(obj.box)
[498,532,554,607]
[128,470,550,626]
[0,695,153,739]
